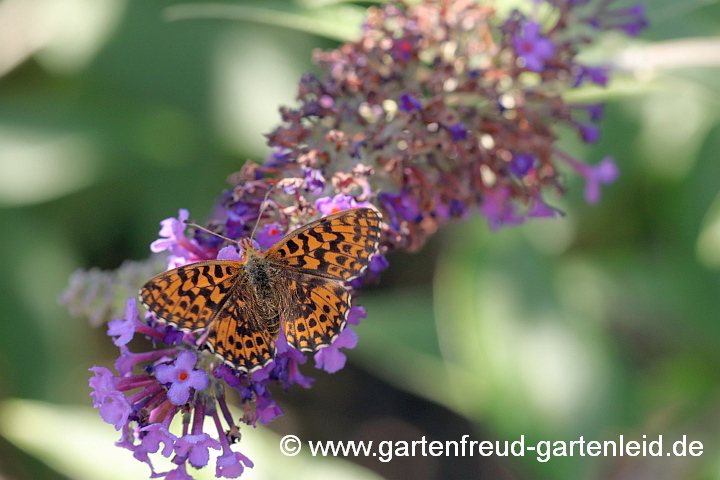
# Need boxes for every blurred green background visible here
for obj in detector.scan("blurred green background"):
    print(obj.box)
[1,0,720,479]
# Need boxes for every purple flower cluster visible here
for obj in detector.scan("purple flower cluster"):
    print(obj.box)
[89,228,369,478]
[68,1,648,478]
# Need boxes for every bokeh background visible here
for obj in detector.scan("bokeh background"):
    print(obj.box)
[1,0,720,479]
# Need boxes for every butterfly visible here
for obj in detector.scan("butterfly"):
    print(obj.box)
[139,208,383,373]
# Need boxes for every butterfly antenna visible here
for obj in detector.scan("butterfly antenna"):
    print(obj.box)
[249,184,276,242]
[184,221,237,245]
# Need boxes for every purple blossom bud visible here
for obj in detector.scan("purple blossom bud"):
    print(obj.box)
[578,123,600,143]
[155,351,209,405]
[574,65,610,87]
[319,95,334,109]
[399,93,423,112]
[509,154,536,177]
[449,122,468,141]
[584,157,619,204]
[529,199,565,218]
[481,187,525,230]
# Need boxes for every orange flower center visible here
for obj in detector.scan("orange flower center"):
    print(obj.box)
[178,371,189,381]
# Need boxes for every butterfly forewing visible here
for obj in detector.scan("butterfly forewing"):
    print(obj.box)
[140,260,240,331]
[265,208,383,282]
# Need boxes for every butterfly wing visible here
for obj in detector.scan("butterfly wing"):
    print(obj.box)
[264,208,383,282]
[139,260,240,331]
[264,208,382,352]
[141,260,275,372]
[279,274,352,352]
[203,288,276,373]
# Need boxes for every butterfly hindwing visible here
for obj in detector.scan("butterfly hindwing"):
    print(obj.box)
[203,293,276,373]
[281,273,351,352]
[140,260,240,331]
[265,208,383,282]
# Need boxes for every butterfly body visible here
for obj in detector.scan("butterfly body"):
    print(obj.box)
[243,251,282,335]
[140,208,383,373]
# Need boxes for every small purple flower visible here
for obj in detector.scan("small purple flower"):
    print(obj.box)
[481,187,525,230]
[213,364,243,389]
[584,157,619,204]
[107,298,138,347]
[88,367,131,430]
[319,95,334,109]
[513,21,555,72]
[287,361,315,389]
[449,122,468,141]
[255,396,283,425]
[572,103,605,121]
[275,335,306,363]
[347,306,367,326]
[588,3,648,37]
[216,451,253,479]
[140,424,177,458]
[265,148,291,168]
[316,194,371,216]
[314,328,357,373]
[303,167,326,195]
[509,154,535,177]
[529,199,565,218]
[574,65,610,87]
[577,122,600,143]
[379,192,421,224]
[150,209,189,255]
[216,245,242,261]
[399,93,423,112]
[174,433,222,468]
[154,351,208,405]
[369,255,389,274]
[256,223,285,249]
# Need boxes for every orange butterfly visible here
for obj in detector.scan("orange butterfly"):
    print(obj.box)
[140,208,383,373]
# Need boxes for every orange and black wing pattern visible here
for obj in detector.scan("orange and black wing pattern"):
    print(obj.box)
[282,274,351,352]
[265,208,383,282]
[202,293,276,373]
[139,260,240,331]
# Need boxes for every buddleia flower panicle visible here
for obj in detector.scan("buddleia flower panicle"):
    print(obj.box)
[63,0,647,478]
